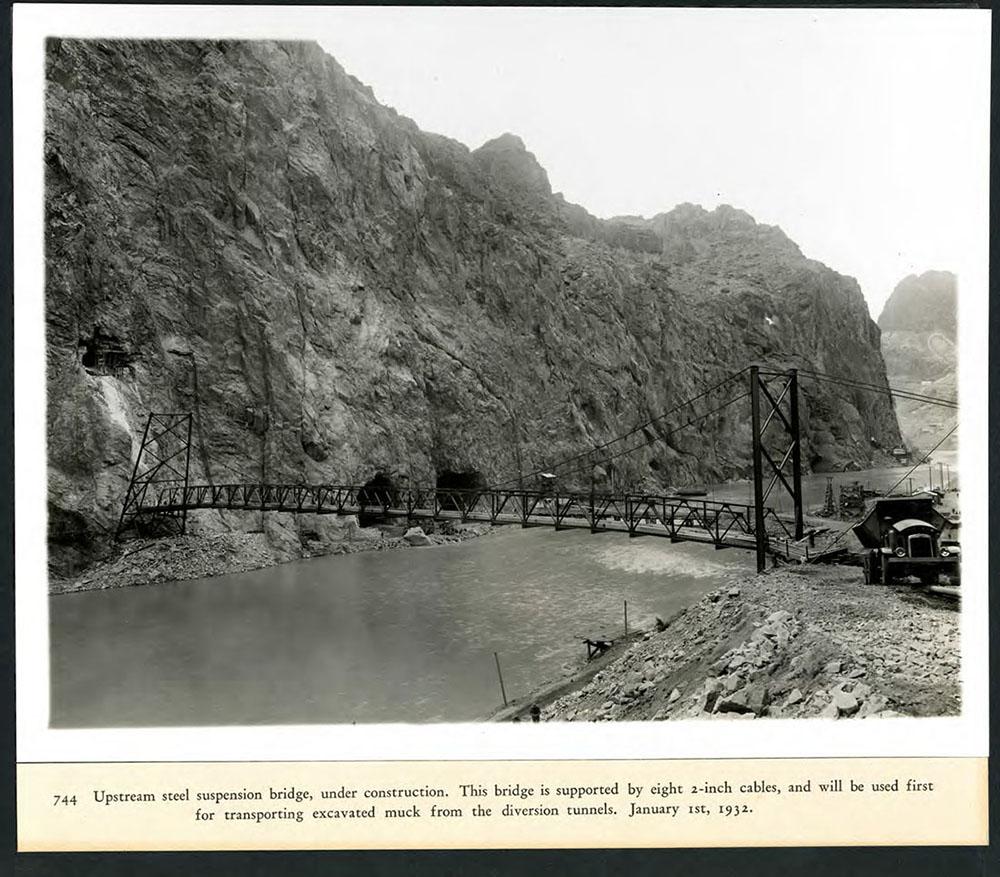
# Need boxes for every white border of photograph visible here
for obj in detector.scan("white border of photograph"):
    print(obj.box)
[13,4,991,763]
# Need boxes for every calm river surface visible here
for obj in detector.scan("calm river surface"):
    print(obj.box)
[50,528,754,727]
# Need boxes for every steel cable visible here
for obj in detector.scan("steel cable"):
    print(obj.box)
[790,368,958,409]
[818,424,959,554]
[497,367,750,486]
[537,390,751,484]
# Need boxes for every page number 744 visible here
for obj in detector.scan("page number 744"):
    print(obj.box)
[53,795,77,806]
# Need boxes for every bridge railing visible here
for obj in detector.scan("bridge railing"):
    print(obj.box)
[145,483,797,549]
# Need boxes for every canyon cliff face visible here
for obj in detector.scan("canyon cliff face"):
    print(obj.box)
[877,271,958,453]
[45,39,901,572]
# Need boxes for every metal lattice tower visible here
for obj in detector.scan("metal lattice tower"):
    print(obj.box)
[115,412,194,541]
[821,476,836,517]
[750,366,804,572]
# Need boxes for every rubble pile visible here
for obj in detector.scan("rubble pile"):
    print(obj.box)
[50,521,496,595]
[49,532,278,594]
[348,522,493,555]
[540,566,960,722]
[394,522,493,550]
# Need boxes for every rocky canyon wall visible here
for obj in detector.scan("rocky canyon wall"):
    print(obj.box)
[45,39,901,572]
[877,271,958,453]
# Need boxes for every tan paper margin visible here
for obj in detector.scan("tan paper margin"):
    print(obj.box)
[18,757,988,851]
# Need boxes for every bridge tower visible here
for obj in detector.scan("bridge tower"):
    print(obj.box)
[115,412,194,541]
[749,366,804,572]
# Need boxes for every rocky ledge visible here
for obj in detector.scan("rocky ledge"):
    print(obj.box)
[536,566,959,721]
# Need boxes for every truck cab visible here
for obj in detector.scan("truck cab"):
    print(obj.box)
[853,497,960,586]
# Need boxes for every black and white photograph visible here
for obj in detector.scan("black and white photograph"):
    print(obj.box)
[23,7,987,738]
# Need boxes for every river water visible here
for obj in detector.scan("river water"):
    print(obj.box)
[49,527,754,727]
[50,453,959,728]
[706,450,960,517]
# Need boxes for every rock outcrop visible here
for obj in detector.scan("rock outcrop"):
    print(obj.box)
[45,39,901,573]
[877,271,957,452]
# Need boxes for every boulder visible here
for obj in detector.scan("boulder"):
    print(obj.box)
[791,649,822,679]
[704,678,725,695]
[721,673,743,694]
[821,701,840,719]
[742,683,769,716]
[858,695,889,718]
[832,690,860,717]
[403,526,433,547]
[715,689,752,715]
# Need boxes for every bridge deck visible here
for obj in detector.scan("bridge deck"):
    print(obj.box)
[136,484,809,559]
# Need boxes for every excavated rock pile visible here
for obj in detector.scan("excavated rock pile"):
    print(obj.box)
[49,532,278,594]
[541,566,959,721]
[50,519,494,594]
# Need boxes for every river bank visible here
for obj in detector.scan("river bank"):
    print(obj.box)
[517,565,960,722]
[49,520,495,595]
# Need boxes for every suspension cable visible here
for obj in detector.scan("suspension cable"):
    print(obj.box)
[497,367,750,486]
[789,368,957,409]
[537,390,751,485]
[819,424,958,554]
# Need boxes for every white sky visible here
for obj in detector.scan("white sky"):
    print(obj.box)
[311,7,990,317]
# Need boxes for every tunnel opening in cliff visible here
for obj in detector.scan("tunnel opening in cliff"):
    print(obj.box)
[436,470,487,510]
[436,470,487,492]
[78,327,135,377]
[358,471,396,527]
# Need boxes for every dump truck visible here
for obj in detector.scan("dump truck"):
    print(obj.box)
[854,496,960,586]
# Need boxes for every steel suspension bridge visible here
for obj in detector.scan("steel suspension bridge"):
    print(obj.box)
[115,364,958,573]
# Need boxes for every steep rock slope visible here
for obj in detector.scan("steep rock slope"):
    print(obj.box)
[45,39,900,572]
[877,271,957,452]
